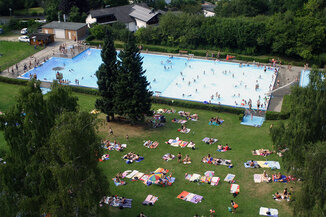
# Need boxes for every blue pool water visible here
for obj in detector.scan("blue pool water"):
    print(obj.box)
[241,115,265,127]
[299,70,310,87]
[21,48,277,110]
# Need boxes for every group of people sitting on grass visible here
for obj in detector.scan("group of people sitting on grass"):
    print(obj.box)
[178,111,199,120]
[123,152,141,162]
[273,187,293,201]
[209,116,223,125]
[103,139,124,151]
[217,144,231,152]
[99,195,127,207]
[176,153,192,164]
[252,149,272,156]
[201,154,232,166]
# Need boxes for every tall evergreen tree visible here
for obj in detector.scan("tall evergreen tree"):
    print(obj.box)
[96,28,118,121]
[45,111,108,216]
[115,33,152,123]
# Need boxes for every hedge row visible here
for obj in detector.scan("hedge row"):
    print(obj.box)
[265,111,290,120]
[0,76,28,85]
[69,85,99,96]
[152,97,244,115]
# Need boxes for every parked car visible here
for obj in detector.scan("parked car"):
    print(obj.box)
[35,19,46,23]
[20,28,28,35]
[18,36,30,42]
[0,28,3,34]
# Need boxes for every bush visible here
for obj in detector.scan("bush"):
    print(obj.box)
[0,76,28,85]
[265,111,290,120]
[86,35,95,42]
[152,97,244,115]
[239,113,244,121]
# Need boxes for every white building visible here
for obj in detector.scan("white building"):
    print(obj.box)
[86,4,161,31]
[202,2,216,17]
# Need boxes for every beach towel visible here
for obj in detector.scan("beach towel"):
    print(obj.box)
[155,168,169,173]
[259,207,278,216]
[178,128,191,133]
[135,157,144,162]
[143,195,158,205]
[190,174,201,182]
[252,149,271,156]
[140,174,149,182]
[200,176,211,183]
[177,191,190,200]
[230,184,240,193]
[244,161,259,168]
[172,119,187,124]
[120,199,132,208]
[224,174,235,182]
[254,174,262,183]
[189,194,203,204]
[122,170,132,178]
[180,141,189,148]
[257,161,280,169]
[210,177,220,186]
[126,170,138,179]
[133,172,144,180]
[209,120,224,126]
[202,137,218,144]
[144,141,159,149]
[185,173,192,180]
[272,175,288,183]
[167,177,176,185]
[113,178,126,186]
[187,142,196,148]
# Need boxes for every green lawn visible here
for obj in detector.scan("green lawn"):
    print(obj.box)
[0,83,296,216]
[14,7,44,16]
[0,41,42,72]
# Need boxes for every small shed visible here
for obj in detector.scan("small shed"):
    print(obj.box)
[29,33,54,46]
[42,21,88,40]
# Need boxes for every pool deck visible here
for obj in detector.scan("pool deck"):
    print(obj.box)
[0,43,303,112]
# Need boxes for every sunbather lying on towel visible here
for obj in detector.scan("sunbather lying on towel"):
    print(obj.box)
[123,152,143,163]
[183,154,192,164]
[178,111,191,117]
[209,116,224,125]
[143,140,159,148]
[162,153,175,161]
[103,139,125,151]
[217,144,231,152]
[253,149,272,156]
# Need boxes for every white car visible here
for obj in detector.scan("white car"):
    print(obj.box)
[20,28,28,35]
[18,36,30,42]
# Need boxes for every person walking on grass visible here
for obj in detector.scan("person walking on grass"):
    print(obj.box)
[109,127,113,135]
[231,200,238,213]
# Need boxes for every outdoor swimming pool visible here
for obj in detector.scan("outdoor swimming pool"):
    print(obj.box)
[299,70,310,87]
[21,48,277,110]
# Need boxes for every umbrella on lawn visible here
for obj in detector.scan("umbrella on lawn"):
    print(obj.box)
[204,171,215,177]
[148,174,162,182]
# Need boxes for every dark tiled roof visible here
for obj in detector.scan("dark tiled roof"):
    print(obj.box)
[30,33,54,40]
[89,3,159,23]
[202,2,216,13]
[42,21,87,30]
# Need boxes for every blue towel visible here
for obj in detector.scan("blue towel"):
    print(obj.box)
[136,157,144,162]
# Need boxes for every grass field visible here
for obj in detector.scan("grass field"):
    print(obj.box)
[0,82,296,216]
[0,41,42,72]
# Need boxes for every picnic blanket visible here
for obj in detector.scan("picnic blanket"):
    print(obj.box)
[143,140,159,149]
[126,170,139,179]
[122,170,132,178]
[172,119,187,124]
[210,177,220,186]
[189,173,201,182]
[259,207,278,216]
[143,195,158,205]
[254,174,271,183]
[230,184,240,193]
[257,161,280,169]
[202,137,218,144]
[177,191,203,204]
[133,172,144,180]
[103,142,127,151]
[166,138,195,148]
[154,168,169,173]
[244,161,259,168]
[224,174,235,182]
[162,153,175,161]
[126,156,144,164]
[113,178,126,186]
[178,128,191,134]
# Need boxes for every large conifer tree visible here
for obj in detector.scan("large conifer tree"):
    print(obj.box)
[115,33,152,123]
[96,28,118,121]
